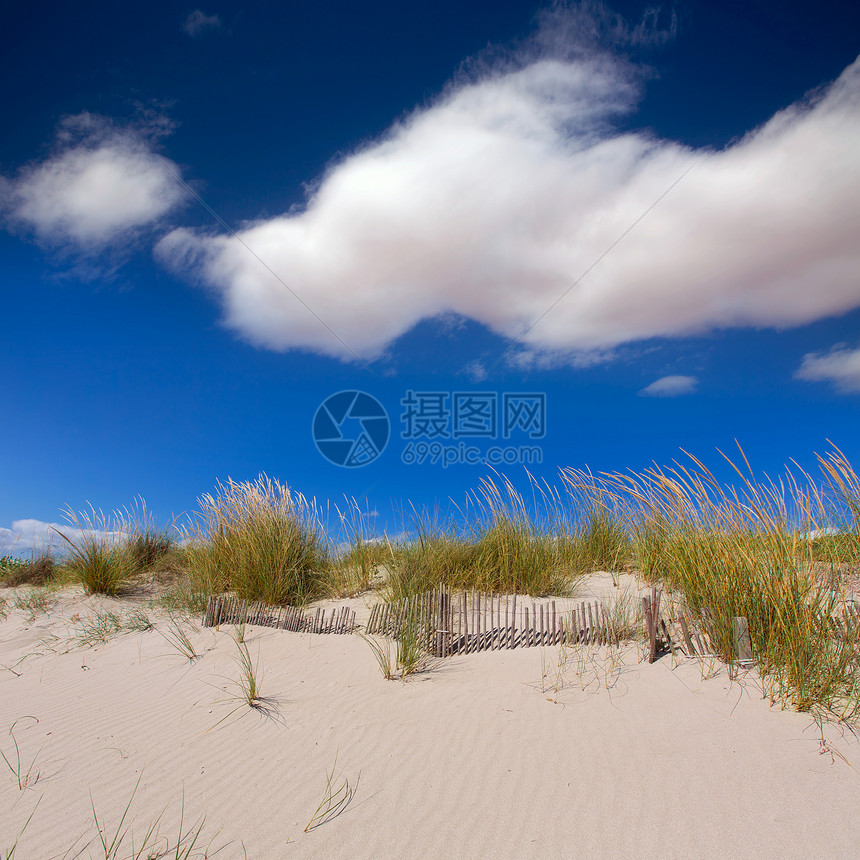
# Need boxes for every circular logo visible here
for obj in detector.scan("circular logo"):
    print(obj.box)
[312,390,390,467]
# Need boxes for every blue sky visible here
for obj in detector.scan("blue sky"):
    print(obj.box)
[1,0,859,553]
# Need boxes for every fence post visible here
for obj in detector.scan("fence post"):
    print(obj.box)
[733,616,753,664]
[642,588,660,663]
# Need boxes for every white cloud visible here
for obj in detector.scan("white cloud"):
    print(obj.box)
[463,360,488,382]
[183,10,222,37]
[155,8,860,364]
[638,375,698,397]
[795,345,860,393]
[2,112,185,253]
[0,519,128,558]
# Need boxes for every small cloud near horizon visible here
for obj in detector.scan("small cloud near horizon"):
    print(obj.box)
[183,10,222,38]
[638,375,698,397]
[795,345,860,393]
[0,519,128,558]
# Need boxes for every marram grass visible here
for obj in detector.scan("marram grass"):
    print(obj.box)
[57,499,177,595]
[601,445,860,720]
[182,475,330,606]
[14,446,860,723]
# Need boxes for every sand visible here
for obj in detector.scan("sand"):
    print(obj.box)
[2,581,860,859]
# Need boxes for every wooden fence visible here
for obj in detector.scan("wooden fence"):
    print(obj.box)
[202,587,833,664]
[365,587,625,656]
[202,594,356,634]
[364,586,728,661]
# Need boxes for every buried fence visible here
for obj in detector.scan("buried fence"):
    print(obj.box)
[365,587,614,656]
[364,586,715,659]
[200,588,852,664]
[202,594,356,634]
[200,588,710,658]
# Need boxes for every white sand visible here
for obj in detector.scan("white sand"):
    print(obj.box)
[2,582,860,859]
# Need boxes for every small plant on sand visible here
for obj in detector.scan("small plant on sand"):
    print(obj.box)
[539,643,572,702]
[358,611,432,681]
[160,618,199,662]
[357,632,394,680]
[86,778,217,859]
[1,717,45,791]
[11,588,51,621]
[74,611,125,646]
[395,614,432,678]
[304,754,357,832]
[601,588,643,646]
[233,640,264,708]
[124,608,154,633]
[2,797,40,860]
[208,639,279,729]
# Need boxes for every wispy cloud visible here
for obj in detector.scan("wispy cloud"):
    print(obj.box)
[638,375,698,397]
[155,4,860,364]
[1,112,185,258]
[463,360,488,382]
[183,10,222,38]
[0,519,127,558]
[795,345,860,393]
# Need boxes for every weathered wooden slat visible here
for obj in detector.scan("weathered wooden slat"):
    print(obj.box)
[677,614,695,655]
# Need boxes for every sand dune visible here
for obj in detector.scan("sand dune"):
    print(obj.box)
[2,583,859,859]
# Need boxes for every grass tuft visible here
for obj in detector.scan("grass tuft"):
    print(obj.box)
[10,588,52,621]
[74,611,124,646]
[304,754,357,832]
[160,618,199,662]
[86,777,217,859]
[1,554,57,588]
[0,717,45,791]
[603,445,860,719]
[57,499,176,595]
[182,475,330,606]
[232,640,264,707]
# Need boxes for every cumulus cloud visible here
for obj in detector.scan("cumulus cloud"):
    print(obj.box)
[638,374,698,397]
[1,112,185,254]
[795,345,860,393]
[0,519,128,558]
[156,5,860,363]
[183,10,222,37]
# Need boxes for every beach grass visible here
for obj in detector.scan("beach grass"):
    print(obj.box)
[1,717,44,792]
[232,640,265,709]
[182,475,330,606]
[10,587,52,621]
[602,446,860,719]
[304,754,356,832]
[0,554,57,588]
[160,618,199,662]
[86,778,216,860]
[5,446,859,721]
[57,499,177,595]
